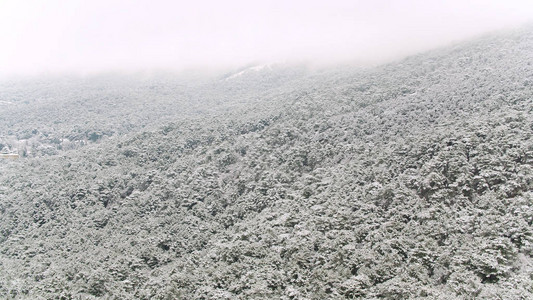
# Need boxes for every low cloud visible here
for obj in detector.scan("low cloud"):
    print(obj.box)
[1,0,532,77]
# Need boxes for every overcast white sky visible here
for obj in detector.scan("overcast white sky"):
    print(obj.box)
[1,0,533,77]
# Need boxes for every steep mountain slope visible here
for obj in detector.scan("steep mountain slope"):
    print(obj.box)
[1,28,532,299]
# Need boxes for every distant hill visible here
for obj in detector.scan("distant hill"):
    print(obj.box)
[1,27,532,299]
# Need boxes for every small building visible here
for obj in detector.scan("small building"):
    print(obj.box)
[0,153,19,159]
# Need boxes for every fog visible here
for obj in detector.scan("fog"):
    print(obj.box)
[1,0,533,77]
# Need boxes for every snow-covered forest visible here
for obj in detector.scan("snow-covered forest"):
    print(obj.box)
[1,27,532,299]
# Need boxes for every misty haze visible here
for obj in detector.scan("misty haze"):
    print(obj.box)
[1,1,533,299]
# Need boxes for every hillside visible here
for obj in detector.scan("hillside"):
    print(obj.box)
[1,28,533,299]
[0,65,309,157]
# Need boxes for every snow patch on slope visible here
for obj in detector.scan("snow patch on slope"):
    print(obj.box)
[225,64,272,81]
